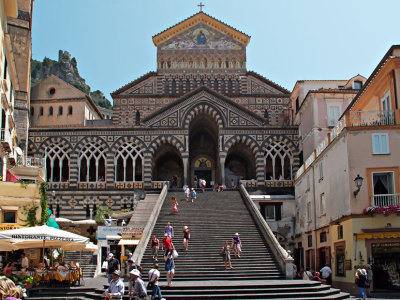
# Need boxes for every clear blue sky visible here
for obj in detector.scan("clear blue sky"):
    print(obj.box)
[32,0,400,101]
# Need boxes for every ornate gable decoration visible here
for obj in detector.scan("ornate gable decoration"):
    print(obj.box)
[119,76,157,95]
[153,12,250,47]
[159,24,243,51]
[143,88,264,129]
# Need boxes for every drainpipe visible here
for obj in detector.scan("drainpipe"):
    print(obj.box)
[312,164,318,271]
[392,70,398,109]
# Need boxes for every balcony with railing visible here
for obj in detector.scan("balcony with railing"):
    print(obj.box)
[372,194,400,207]
[348,110,395,127]
[0,128,11,152]
[18,157,45,168]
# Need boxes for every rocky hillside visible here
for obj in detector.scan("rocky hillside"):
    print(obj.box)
[31,50,112,109]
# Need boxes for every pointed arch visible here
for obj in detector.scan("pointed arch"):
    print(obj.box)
[262,136,296,180]
[223,135,259,154]
[148,135,184,156]
[182,102,225,129]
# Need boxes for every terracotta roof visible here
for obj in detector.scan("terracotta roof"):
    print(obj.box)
[152,11,250,46]
[341,45,400,118]
[111,71,157,96]
[246,71,289,94]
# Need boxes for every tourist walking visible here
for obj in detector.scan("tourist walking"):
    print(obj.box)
[184,186,190,201]
[193,176,198,188]
[183,226,190,251]
[164,248,176,286]
[365,264,373,297]
[162,233,173,256]
[164,222,174,238]
[190,188,197,202]
[222,241,233,269]
[106,253,120,283]
[355,268,367,300]
[171,196,178,214]
[104,270,124,299]
[129,269,147,300]
[201,179,206,192]
[231,233,242,258]
[150,235,159,261]
[320,264,332,285]
[148,264,165,300]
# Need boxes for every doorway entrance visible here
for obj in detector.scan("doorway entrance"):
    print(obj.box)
[194,170,212,187]
[189,113,219,187]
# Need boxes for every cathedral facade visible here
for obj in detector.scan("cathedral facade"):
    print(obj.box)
[28,12,298,220]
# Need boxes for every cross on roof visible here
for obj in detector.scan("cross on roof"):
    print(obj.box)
[198,2,205,12]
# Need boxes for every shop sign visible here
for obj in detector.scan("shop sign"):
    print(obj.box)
[372,242,400,248]
[122,226,144,239]
[107,239,120,245]
[97,226,122,240]
[0,224,23,231]
[344,259,352,270]
[356,232,400,239]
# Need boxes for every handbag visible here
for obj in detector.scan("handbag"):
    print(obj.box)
[102,261,108,269]
[147,282,153,290]
[172,249,179,258]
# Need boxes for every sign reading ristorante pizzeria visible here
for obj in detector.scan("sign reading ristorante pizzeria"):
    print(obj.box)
[10,235,75,242]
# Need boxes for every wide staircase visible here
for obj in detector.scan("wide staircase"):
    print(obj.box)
[64,251,97,278]
[89,190,350,299]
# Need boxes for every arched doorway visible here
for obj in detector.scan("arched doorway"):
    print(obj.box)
[225,143,256,187]
[189,114,219,187]
[152,144,183,187]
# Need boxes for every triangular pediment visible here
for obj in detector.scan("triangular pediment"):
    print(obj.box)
[143,87,265,129]
[31,75,88,101]
[153,12,250,47]
[111,72,157,96]
[159,23,244,51]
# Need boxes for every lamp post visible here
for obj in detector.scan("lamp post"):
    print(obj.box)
[353,174,363,197]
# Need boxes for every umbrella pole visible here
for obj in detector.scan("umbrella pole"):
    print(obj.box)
[42,240,45,263]
[51,247,53,268]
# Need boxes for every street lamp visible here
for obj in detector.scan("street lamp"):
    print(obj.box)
[353,174,363,197]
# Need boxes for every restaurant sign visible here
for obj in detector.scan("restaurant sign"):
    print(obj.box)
[356,232,400,239]
[122,226,144,239]
[0,224,23,231]
[96,226,123,240]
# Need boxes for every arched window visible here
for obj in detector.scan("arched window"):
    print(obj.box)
[171,79,176,94]
[68,106,73,115]
[225,60,229,68]
[48,106,53,116]
[264,110,269,124]
[220,79,226,93]
[79,142,106,182]
[228,79,233,94]
[193,80,198,89]
[39,107,44,116]
[264,142,293,180]
[200,79,204,86]
[30,107,34,116]
[214,79,218,91]
[164,80,169,93]
[178,79,183,94]
[185,79,190,92]
[207,79,212,88]
[235,80,240,93]
[45,143,70,182]
[135,110,140,125]
[58,106,63,115]
[115,142,143,182]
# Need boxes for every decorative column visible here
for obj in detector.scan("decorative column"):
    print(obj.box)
[220,156,226,186]
[142,150,153,189]
[182,154,189,186]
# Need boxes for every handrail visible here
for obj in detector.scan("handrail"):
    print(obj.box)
[132,184,168,265]
[239,184,294,279]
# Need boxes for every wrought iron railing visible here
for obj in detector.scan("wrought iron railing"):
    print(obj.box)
[372,194,400,207]
[349,110,394,127]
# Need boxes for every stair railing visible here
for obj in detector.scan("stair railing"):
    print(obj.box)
[132,183,168,265]
[239,184,294,279]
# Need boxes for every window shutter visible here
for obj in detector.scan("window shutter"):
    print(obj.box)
[275,205,282,221]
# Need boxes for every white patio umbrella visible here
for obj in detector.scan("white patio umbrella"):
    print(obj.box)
[0,240,16,251]
[0,225,89,251]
